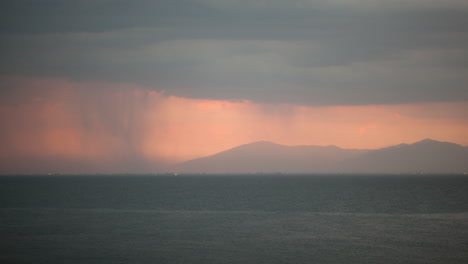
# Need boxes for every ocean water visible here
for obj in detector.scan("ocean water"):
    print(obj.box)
[1,174,467,263]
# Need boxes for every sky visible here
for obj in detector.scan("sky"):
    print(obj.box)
[0,0,467,173]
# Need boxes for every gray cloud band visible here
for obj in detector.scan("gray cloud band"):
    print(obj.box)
[0,0,467,105]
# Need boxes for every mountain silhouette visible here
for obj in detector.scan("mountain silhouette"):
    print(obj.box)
[174,139,468,174]
[342,139,468,173]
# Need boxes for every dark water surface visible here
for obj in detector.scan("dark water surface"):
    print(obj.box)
[1,174,467,263]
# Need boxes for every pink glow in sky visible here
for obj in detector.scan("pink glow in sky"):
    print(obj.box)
[0,77,467,173]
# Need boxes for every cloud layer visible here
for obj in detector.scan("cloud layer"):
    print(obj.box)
[1,0,467,105]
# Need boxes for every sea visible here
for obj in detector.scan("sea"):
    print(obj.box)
[1,174,467,264]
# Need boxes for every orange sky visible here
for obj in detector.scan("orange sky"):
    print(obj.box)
[0,77,467,173]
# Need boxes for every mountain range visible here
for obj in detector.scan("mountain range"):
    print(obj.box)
[174,139,468,174]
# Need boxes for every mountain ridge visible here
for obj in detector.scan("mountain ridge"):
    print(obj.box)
[174,139,468,174]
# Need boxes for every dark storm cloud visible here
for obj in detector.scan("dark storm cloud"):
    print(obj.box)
[0,0,467,105]
[0,0,213,34]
